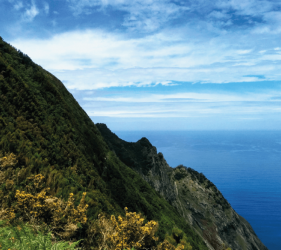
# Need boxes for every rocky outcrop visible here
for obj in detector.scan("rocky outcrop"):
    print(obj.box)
[96,123,268,250]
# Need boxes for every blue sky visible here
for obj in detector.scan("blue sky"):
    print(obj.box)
[1,0,281,130]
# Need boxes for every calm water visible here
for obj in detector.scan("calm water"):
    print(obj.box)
[115,130,281,250]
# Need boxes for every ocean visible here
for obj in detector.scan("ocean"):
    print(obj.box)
[114,130,281,250]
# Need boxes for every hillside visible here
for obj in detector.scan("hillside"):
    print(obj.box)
[96,123,269,250]
[0,37,208,249]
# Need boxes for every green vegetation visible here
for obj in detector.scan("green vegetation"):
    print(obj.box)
[0,36,208,249]
[165,227,192,250]
[0,221,81,250]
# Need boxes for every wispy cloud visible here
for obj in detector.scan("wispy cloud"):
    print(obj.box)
[67,0,189,31]
[14,1,23,10]
[67,86,281,123]
[83,89,281,104]
[83,98,281,118]
[10,28,281,89]
[252,11,281,34]
[53,65,279,90]
[66,0,281,33]
[22,1,39,22]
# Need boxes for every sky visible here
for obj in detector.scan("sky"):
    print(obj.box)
[1,0,281,130]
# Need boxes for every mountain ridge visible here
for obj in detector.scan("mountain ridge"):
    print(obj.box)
[96,123,268,250]
[0,36,208,249]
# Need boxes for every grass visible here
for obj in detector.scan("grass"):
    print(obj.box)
[0,221,81,250]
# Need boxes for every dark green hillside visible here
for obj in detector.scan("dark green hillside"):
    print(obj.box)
[95,123,156,175]
[0,37,208,249]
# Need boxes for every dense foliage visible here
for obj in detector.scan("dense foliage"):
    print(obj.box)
[0,37,208,249]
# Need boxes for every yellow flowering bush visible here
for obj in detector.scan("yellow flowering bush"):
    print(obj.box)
[91,207,159,250]
[0,153,88,239]
[157,240,185,250]
[110,207,158,250]
[89,208,188,250]
[14,174,88,239]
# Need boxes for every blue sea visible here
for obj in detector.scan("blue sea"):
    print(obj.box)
[115,130,281,250]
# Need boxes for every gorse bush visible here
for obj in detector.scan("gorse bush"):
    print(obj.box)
[88,207,160,250]
[0,154,88,240]
[14,175,88,239]
[109,207,158,249]
[87,208,185,250]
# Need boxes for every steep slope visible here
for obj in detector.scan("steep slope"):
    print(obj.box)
[0,37,208,249]
[96,123,268,250]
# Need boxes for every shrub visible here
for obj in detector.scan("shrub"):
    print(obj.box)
[0,154,88,240]
[14,175,88,239]
[164,227,192,250]
[87,207,160,250]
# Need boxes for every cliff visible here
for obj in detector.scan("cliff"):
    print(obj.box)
[96,123,268,250]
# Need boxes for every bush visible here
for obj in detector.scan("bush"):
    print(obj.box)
[87,207,159,250]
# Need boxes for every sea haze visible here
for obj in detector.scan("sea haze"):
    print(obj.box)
[115,130,281,250]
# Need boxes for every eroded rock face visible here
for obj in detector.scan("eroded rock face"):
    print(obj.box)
[96,123,268,250]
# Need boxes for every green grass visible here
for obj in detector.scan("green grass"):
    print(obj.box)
[0,221,81,250]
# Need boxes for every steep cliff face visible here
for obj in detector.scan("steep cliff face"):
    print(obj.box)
[96,123,268,250]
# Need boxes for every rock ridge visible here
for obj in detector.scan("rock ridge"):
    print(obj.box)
[96,123,268,250]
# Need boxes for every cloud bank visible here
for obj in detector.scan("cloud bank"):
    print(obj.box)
[11,27,281,89]
[3,0,281,129]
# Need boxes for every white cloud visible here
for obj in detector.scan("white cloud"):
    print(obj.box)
[251,11,281,34]
[9,28,281,89]
[68,0,189,31]
[236,50,252,55]
[84,91,272,103]
[10,29,211,71]
[63,0,281,42]
[14,1,23,10]
[208,10,230,20]
[261,54,281,61]
[215,0,275,16]
[53,65,277,90]
[22,1,39,22]
[81,91,281,118]
[66,0,281,33]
